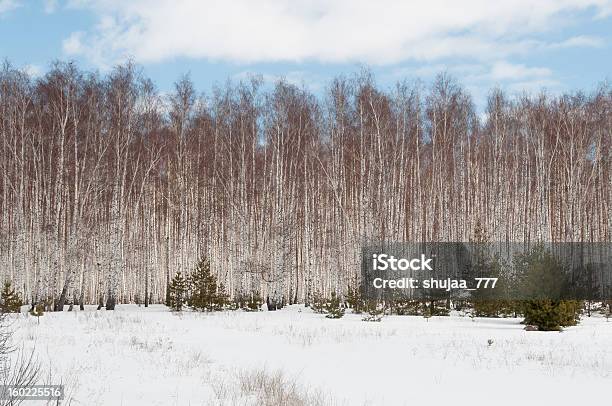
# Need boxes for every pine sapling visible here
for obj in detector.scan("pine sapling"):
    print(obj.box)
[324,292,345,319]
[346,278,366,314]
[362,300,384,322]
[189,257,228,312]
[310,291,326,314]
[168,272,187,311]
[0,281,23,313]
[246,292,263,312]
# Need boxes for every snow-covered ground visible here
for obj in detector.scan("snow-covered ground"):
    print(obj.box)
[8,305,612,405]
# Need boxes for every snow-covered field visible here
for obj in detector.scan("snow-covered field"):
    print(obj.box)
[8,305,612,405]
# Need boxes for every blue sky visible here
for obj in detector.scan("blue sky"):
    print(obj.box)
[1,0,611,111]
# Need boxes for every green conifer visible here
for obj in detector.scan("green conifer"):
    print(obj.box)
[346,279,366,314]
[324,292,345,319]
[362,300,384,322]
[168,272,187,311]
[310,290,326,314]
[189,257,227,312]
[0,281,23,313]
[515,245,581,331]
[470,222,511,317]
[245,291,263,311]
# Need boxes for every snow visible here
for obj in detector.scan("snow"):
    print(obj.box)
[8,305,612,405]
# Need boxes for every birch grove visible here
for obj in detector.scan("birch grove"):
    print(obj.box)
[0,62,610,309]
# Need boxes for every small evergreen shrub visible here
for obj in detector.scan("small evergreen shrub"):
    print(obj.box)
[557,300,582,327]
[324,292,345,319]
[189,257,228,312]
[310,291,326,314]
[0,281,22,313]
[514,245,583,330]
[362,300,384,322]
[522,299,581,331]
[523,300,561,331]
[391,298,422,316]
[345,281,366,314]
[245,292,263,311]
[473,300,516,318]
[168,272,188,311]
[426,300,450,316]
[235,291,263,311]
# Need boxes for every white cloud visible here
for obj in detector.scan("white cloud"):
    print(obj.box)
[549,35,605,49]
[0,0,20,14]
[391,63,488,79]
[23,64,43,77]
[489,61,552,81]
[62,0,612,67]
[390,60,552,84]
[43,0,58,14]
[387,60,559,110]
[505,78,561,93]
[469,61,559,98]
[480,63,561,108]
[63,31,84,55]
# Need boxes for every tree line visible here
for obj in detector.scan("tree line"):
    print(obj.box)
[0,61,609,310]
